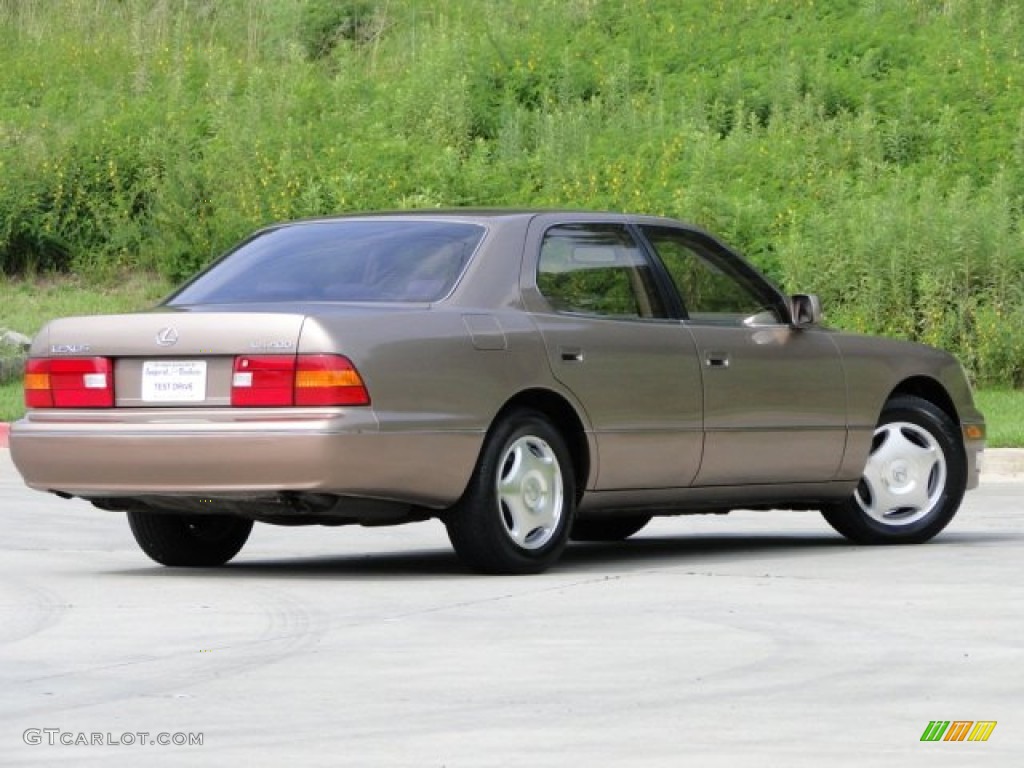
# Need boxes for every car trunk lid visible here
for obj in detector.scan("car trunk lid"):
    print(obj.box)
[36,312,307,408]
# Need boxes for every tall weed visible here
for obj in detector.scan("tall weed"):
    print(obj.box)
[1,0,1022,384]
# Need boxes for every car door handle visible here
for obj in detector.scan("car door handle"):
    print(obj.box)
[704,351,730,368]
[560,347,584,363]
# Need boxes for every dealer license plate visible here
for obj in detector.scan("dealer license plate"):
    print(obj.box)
[141,360,208,403]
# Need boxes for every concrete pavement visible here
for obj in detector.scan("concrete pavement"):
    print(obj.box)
[1,447,1021,767]
[983,448,1024,480]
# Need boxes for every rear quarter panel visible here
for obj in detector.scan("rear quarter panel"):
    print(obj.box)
[298,215,568,436]
[298,308,558,435]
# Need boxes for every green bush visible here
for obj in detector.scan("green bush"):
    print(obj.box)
[299,0,379,61]
[2,0,1024,385]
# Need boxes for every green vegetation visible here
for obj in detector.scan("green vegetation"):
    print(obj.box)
[0,273,172,421]
[0,273,172,337]
[975,390,1024,448]
[0,381,19,422]
[1,0,1022,433]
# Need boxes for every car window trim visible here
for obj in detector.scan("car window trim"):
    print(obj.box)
[635,224,791,327]
[533,220,681,322]
[164,218,490,307]
[627,223,688,320]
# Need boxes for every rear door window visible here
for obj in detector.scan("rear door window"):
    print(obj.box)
[537,224,668,319]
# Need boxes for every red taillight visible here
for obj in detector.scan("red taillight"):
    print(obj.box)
[24,357,114,408]
[231,356,295,406]
[230,354,369,407]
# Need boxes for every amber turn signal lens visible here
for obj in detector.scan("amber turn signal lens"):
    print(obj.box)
[963,424,985,441]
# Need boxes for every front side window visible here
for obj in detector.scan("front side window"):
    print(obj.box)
[168,220,485,305]
[641,226,782,326]
[537,224,667,319]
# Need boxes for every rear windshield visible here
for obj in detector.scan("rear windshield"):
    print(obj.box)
[167,220,485,305]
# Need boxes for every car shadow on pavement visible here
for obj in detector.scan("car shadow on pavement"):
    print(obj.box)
[103,530,1016,581]
[565,532,849,565]
[563,529,1017,568]
[107,548,468,580]
[107,532,848,580]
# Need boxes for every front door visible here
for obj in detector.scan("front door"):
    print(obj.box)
[638,224,847,486]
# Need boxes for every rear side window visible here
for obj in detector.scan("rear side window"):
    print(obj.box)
[537,224,667,319]
[168,221,485,305]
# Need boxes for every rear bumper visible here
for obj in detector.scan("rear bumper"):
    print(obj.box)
[10,408,483,508]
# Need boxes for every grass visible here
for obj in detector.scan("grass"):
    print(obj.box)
[974,390,1024,449]
[0,272,172,336]
[0,272,172,423]
[0,380,19,422]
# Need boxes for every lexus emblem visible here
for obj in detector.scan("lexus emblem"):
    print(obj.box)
[156,327,179,347]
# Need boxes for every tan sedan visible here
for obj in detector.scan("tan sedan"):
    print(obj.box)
[11,211,986,573]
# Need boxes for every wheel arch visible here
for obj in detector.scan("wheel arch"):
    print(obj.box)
[887,376,959,424]
[492,388,591,502]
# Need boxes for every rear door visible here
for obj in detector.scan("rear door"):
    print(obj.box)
[523,220,704,491]
[639,225,847,486]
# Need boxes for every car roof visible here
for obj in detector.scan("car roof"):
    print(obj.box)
[270,209,689,227]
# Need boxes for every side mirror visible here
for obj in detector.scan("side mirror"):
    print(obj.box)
[790,293,823,328]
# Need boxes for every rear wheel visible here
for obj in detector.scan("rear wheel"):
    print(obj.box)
[445,409,575,574]
[127,511,253,566]
[571,515,651,542]
[822,395,966,544]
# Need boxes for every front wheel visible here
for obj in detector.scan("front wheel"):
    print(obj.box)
[821,395,967,544]
[127,511,253,566]
[445,409,575,574]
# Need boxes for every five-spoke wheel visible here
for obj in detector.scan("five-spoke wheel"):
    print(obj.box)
[445,409,575,574]
[822,395,966,544]
[495,435,565,550]
[854,421,947,526]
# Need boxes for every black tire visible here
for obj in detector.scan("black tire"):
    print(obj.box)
[571,515,652,542]
[445,409,575,574]
[821,395,967,544]
[127,511,253,567]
